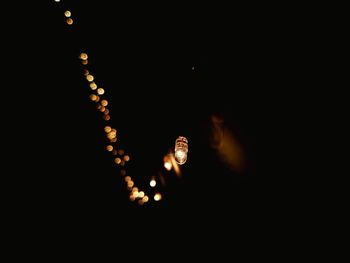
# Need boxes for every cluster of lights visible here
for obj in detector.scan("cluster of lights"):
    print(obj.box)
[55,1,188,206]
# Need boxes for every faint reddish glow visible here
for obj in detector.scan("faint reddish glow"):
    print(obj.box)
[112,149,118,155]
[150,179,156,187]
[110,138,117,143]
[120,169,126,176]
[120,160,125,166]
[104,115,110,121]
[95,96,100,102]
[138,199,144,205]
[118,149,124,155]
[99,106,106,112]
[129,195,136,201]
[107,130,116,140]
[106,145,113,152]
[83,70,90,76]
[154,193,162,201]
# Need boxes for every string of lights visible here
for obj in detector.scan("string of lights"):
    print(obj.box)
[54,0,188,206]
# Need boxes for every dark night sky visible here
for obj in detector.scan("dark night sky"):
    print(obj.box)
[8,1,301,244]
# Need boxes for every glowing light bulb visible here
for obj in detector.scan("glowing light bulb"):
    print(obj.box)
[150,179,156,187]
[154,193,162,201]
[174,136,188,165]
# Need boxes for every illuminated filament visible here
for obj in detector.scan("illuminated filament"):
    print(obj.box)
[174,136,188,165]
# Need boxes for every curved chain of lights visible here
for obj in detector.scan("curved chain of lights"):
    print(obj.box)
[54,0,188,206]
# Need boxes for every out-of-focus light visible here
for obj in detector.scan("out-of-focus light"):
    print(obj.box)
[55,0,60,2]
[174,136,188,165]
[101,100,108,106]
[138,191,145,198]
[104,126,112,133]
[104,115,110,121]
[64,11,71,17]
[112,149,118,155]
[124,155,130,162]
[81,60,88,65]
[132,190,139,198]
[66,18,73,25]
[110,137,117,143]
[127,180,134,188]
[95,95,100,102]
[114,158,121,164]
[86,75,94,82]
[120,160,125,166]
[97,88,104,95]
[132,187,138,193]
[106,145,113,152]
[129,195,136,201]
[154,193,162,201]
[90,82,97,90]
[150,179,156,187]
[120,169,126,176]
[118,149,124,155]
[142,196,149,203]
[107,131,116,140]
[99,106,106,112]
[138,199,145,205]
[80,53,88,60]
[124,176,131,182]
[164,161,172,171]
[90,94,97,101]
[103,109,110,115]
[83,70,89,76]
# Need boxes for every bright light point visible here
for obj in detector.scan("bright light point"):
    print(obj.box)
[114,158,121,164]
[79,53,88,60]
[124,176,131,182]
[104,126,112,133]
[174,136,188,165]
[124,155,130,162]
[101,100,108,106]
[54,0,60,2]
[150,179,156,187]
[142,196,149,202]
[107,130,116,140]
[66,18,73,25]
[164,161,172,171]
[154,193,162,201]
[138,191,145,198]
[86,75,94,82]
[90,82,97,90]
[106,145,113,151]
[97,88,104,95]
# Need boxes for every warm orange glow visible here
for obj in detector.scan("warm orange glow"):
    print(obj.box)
[142,196,149,203]
[127,180,134,188]
[90,82,97,90]
[124,176,131,182]
[106,145,113,152]
[118,149,124,155]
[101,100,108,106]
[132,187,138,193]
[138,191,145,198]
[129,195,136,201]
[150,179,156,187]
[95,96,100,102]
[124,155,130,162]
[97,88,105,95]
[64,11,71,17]
[138,199,144,205]
[104,126,112,133]
[81,60,88,65]
[154,193,162,201]
[103,109,110,115]
[80,53,88,60]
[99,106,106,112]
[66,18,73,25]
[114,158,121,164]
[112,149,118,155]
[104,115,110,121]
[89,94,97,101]
[86,75,94,82]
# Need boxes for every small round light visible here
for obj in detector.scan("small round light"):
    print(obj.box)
[64,11,71,18]
[154,193,162,201]
[150,179,156,187]
[66,18,73,25]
